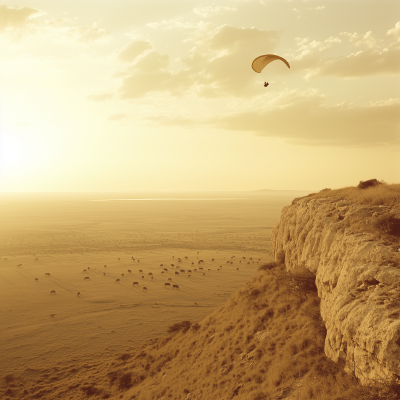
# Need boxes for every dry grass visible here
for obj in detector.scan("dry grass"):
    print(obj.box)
[3,265,399,399]
[308,182,400,207]
[106,265,399,399]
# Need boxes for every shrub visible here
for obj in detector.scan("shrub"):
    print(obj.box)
[276,250,285,265]
[258,262,278,271]
[167,320,192,334]
[4,374,15,385]
[117,353,131,361]
[373,214,400,236]
[357,179,382,189]
[118,372,133,390]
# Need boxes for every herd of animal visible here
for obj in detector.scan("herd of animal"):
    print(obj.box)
[8,255,261,295]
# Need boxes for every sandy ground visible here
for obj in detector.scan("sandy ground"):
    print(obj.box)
[0,191,308,379]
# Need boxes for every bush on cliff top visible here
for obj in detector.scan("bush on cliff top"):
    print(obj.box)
[309,182,400,207]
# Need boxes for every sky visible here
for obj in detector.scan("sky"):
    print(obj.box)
[0,0,399,192]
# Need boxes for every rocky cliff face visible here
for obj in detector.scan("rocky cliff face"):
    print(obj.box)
[271,196,400,385]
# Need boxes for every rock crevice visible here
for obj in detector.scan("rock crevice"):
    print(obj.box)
[271,196,400,385]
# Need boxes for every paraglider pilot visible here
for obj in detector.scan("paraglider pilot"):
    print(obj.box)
[264,82,269,87]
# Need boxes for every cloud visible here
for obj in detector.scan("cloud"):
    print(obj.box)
[117,25,280,99]
[0,5,45,30]
[116,40,152,62]
[62,23,111,44]
[387,21,400,40]
[107,113,127,121]
[145,91,400,147]
[210,92,400,147]
[86,93,113,102]
[0,6,111,45]
[193,5,236,18]
[146,18,209,31]
[292,25,400,78]
[305,46,400,79]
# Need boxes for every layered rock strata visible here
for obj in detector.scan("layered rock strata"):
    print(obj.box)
[271,196,400,385]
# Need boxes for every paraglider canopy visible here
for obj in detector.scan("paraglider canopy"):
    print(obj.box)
[251,54,290,73]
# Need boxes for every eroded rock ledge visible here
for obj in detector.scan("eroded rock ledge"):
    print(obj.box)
[271,196,400,385]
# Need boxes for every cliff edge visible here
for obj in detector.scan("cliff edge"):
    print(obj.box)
[272,195,400,385]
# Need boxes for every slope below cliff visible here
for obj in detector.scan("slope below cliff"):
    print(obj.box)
[272,195,400,386]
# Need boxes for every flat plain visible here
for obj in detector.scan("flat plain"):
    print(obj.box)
[0,191,308,378]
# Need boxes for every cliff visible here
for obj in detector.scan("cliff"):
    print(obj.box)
[272,195,400,385]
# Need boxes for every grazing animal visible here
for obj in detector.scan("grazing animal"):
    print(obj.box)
[192,262,194,265]
[226,261,230,264]
[250,258,253,260]
[161,271,164,274]
[243,257,246,259]
[138,260,140,263]
[35,278,38,281]
[83,269,87,272]
[45,273,51,276]
[199,267,203,270]
[160,264,163,267]
[88,267,90,270]
[77,292,80,296]
[50,290,56,295]
[217,269,220,271]
[151,277,153,279]
[128,269,131,273]
[194,269,197,272]
[118,258,120,261]
[208,269,210,271]
[103,272,106,276]
[172,256,174,258]
[121,273,124,276]
[143,287,147,292]
[132,258,135,261]
[230,262,233,264]
[172,284,179,290]
[84,277,90,280]
[199,260,204,263]
[148,272,153,276]
[104,265,107,268]
[165,282,171,287]
[17,264,22,267]
[133,282,139,286]
[247,262,250,264]
[116,279,120,282]
[139,270,143,273]
[188,270,192,273]
[211,258,214,261]
[168,278,172,281]
[188,275,191,278]
[175,271,179,275]
[142,276,144,279]
[237,268,239,270]
[34,258,38,261]
[185,256,188,259]
[180,270,185,273]
[164,268,168,271]
[171,264,174,267]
